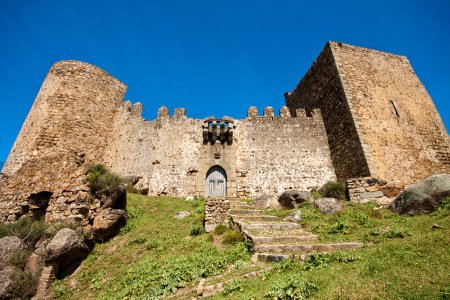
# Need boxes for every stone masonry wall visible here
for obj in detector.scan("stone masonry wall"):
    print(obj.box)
[234,107,336,198]
[103,104,203,197]
[286,41,450,185]
[204,198,230,232]
[331,42,450,184]
[285,43,370,180]
[104,104,336,199]
[0,61,126,222]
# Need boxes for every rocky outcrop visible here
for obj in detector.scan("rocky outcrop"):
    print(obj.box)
[278,190,311,209]
[314,198,343,214]
[390,174,450,215]
[0,236,25,265]
[0,266,21,300]
[92,208,127,241]
[45,228,89,276]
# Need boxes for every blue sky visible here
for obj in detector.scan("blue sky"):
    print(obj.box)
[1,0,449,166]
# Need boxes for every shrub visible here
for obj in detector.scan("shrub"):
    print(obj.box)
[214,224,228,235]
[10,269,40,299]
[87,164,123,196]
[319,181,347,200]
[264,275,318,299]
[222,230,244,245]
[10,249,30,269]
[190,224,203,236]
[0,216,46,248]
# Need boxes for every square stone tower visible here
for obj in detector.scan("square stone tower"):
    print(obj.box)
[285,41,450,185]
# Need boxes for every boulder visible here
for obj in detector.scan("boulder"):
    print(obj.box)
[0,236,25,265]
[133,177,150,195]
[100,186,127,210]
[254,194,272,209]
[283,210,301,223]
[314,198,343,214]
[45,228,89,266]
[0,266,21,300]
[278,190,311,209]
[174,211,191,219]
[204,222,216,233]
[92,208,127,241]
[45,228,89,278]
[389,174,450,215]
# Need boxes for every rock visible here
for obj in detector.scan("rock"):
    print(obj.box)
[254,194,272,209]
[278,190,311,209]
[0,266,21,300]
[133,177,150,195]
[185,196,196,201]
[92,208,127,241]
[376,196,393,206]
[389,174,450,215]
[204,222,216,233]
[283,210,301,223]
[174,211,191,219]
[0,236,25,265]
[45,228,89,268]
[314,198,343,214]
[100,186,127,210]
[431,223,443,230]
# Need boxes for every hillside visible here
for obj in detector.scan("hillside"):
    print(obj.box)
[50,194,450,299]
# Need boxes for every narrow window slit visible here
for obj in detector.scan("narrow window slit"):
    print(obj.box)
[391,100,401,118]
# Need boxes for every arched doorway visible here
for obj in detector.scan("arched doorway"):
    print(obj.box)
[205,166,227,197]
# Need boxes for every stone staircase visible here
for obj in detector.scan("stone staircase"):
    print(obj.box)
[227,197,363,262]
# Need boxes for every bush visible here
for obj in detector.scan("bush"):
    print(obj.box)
[214,224,228,235]
[264,275,318,299]
[0,216,46,248]
[222,230,244,245]
[319,181,347,200]
[10,269,40,299]
[87,164,123,196]
[10,249,30,269]
[190,224,203,236]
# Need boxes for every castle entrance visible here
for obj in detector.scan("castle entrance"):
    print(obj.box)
[205,166,227,197]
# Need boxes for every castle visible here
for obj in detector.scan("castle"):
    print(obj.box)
[0,41,449,223]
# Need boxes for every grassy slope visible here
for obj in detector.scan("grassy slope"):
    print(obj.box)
[50,194,250,300]
[50,195,450,300]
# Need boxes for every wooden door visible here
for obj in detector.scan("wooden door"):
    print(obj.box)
[205,166,227,197]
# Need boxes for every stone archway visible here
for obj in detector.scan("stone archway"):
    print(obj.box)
[205,166,227,197]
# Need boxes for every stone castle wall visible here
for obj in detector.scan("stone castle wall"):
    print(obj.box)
[103,104,336,198]
[234,107,336,198]
[1,41,449,223]
[285,44,370,180]
[330,42,450,184]
[286,42,450,185]
[103,103,203,196]
[0,61,126,222]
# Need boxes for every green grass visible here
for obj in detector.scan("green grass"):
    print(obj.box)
[207,199,450,299]
[50,194,251,300]
[49,196,450,300]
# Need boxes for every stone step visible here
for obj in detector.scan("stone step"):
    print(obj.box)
[229,204,254,209]
[254,253,291,262]
[246,228,310,237]
[249,235,318,245]
[254,242,364,254]
[238,222,302,230]
[229,209,263,215]
[231,215,279,222]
